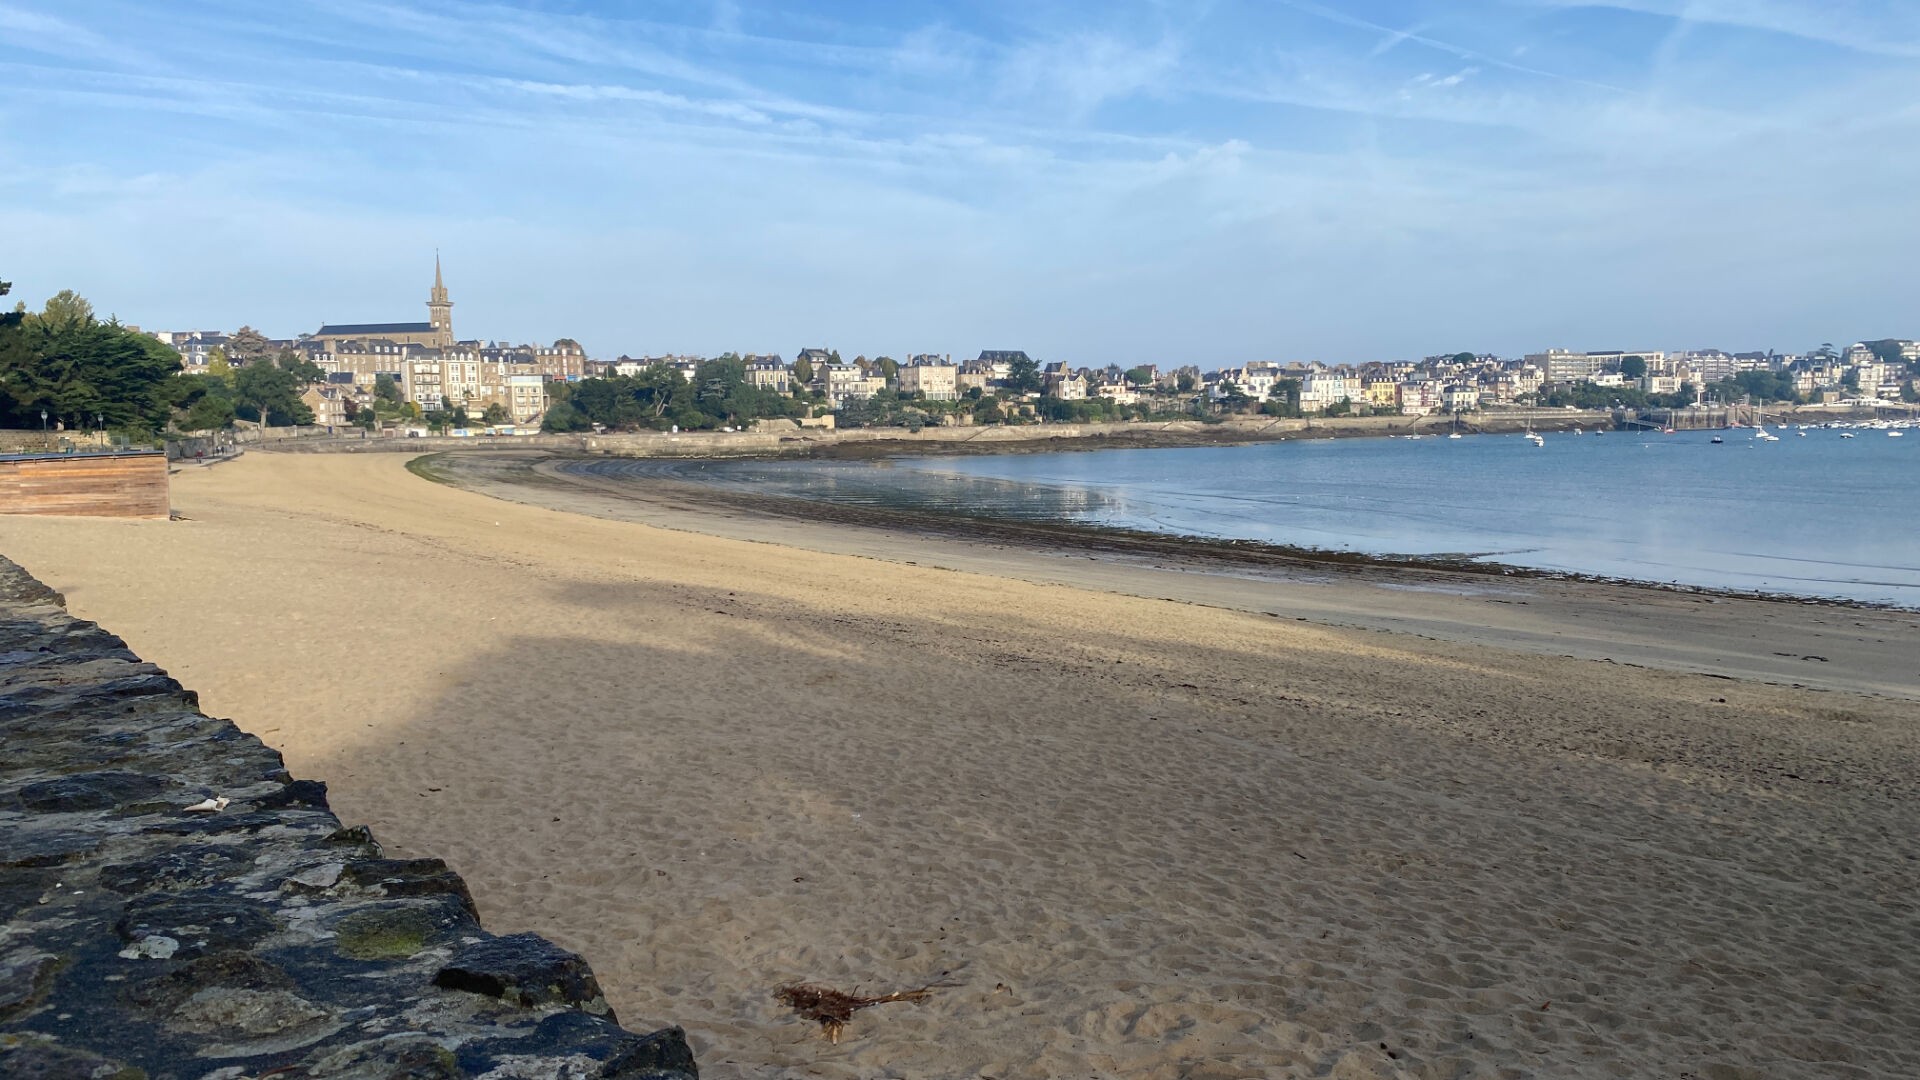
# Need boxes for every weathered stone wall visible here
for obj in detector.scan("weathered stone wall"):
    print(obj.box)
[0,431,121,455]
[0,557,698,1079]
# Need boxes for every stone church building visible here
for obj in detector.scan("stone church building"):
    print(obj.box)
[308,255,456,350]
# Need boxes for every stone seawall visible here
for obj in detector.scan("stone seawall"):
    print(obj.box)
[0,557,698,1078]
[255,410,1621,460]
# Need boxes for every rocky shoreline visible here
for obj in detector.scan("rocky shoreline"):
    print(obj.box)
[0,556,697,1078]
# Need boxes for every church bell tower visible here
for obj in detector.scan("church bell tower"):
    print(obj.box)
[427,253,453,346]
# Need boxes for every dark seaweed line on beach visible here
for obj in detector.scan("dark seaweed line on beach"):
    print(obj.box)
[422,450,1913,614]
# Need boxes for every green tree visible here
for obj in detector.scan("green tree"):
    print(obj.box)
[374,372,403,404]
[0,311,182,433]
[1216,382,1253,411]
[1124,366,1153,387]
[275,350,324,385]
[791,355,814,386]
[0,280,27,410]
[183,396,236,431]
[0,279,21,331]
[877,356,899,381]
[1451,352,1475,365]
[171,374,237,431]
[542,400,590,432]
[35,289,95,333]
[1005,354,1042,394]
[1711,370,1800,404]
[205,349,234,384]
[1266,378,1302,417]
[1863,339,1907,366]
[226,325,270,362]
[1619,355,1648,380]
[481,402,511,426]
[233,359,313,427]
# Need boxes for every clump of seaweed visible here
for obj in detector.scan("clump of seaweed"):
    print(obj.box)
[775,981,948,1043]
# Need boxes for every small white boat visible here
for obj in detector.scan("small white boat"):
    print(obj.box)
[1892,431,1906,438]
[1447,432,1462,440]
[1525,430,1545,447]
[1840,432,1855,439]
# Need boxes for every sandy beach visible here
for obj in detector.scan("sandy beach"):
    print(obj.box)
[3,451,1917,1078]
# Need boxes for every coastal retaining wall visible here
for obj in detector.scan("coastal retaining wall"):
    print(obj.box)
[0,557,698,1079]
[254,410,1621,460]
[0,451,170,519]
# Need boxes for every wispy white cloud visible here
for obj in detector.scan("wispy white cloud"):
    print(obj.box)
[1273,0,1630,92]
[0,1,168,69]
[994,31,1185,118]
[1409,67,1482,91]
[4,0,1918,362]
[1521,0,1920,59]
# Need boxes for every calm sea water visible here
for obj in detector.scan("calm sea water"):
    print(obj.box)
[578,428,1920,606]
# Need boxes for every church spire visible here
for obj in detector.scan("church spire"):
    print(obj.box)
[427,252,453,344]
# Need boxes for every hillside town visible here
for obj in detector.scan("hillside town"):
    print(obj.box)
[143,260,1920,435]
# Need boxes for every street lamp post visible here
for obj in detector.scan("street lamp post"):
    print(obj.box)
[39,409,47,432]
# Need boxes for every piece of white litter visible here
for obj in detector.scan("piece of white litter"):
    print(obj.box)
[118,935,179,961]
[183,796,230,813]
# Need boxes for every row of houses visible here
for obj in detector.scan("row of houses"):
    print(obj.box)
[155,332,586,427]
[1523,344,1919,402]
[155,312,1918,427]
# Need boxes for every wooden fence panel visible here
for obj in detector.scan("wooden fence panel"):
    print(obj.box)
[0,453,170,519]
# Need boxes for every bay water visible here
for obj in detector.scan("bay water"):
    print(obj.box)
[576,428,1920,606]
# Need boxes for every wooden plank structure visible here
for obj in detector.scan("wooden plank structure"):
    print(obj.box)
[0,451,170,519]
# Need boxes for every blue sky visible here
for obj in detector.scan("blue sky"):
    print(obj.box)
[3,1,1916,364]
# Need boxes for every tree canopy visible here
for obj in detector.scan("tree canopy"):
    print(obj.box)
[1861,339,1909,366]
[226,325,270,362]
[545,360,803,433]
[0,283,183,434]
[1004,354,1042,394]
[1711,370,1800,404]
[232,352,317,427]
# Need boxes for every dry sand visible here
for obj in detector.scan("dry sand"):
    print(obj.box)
[3,451,1918,1079]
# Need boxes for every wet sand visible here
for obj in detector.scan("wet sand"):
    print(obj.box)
[438,450,1920,701]
[2,451,1916,1078]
